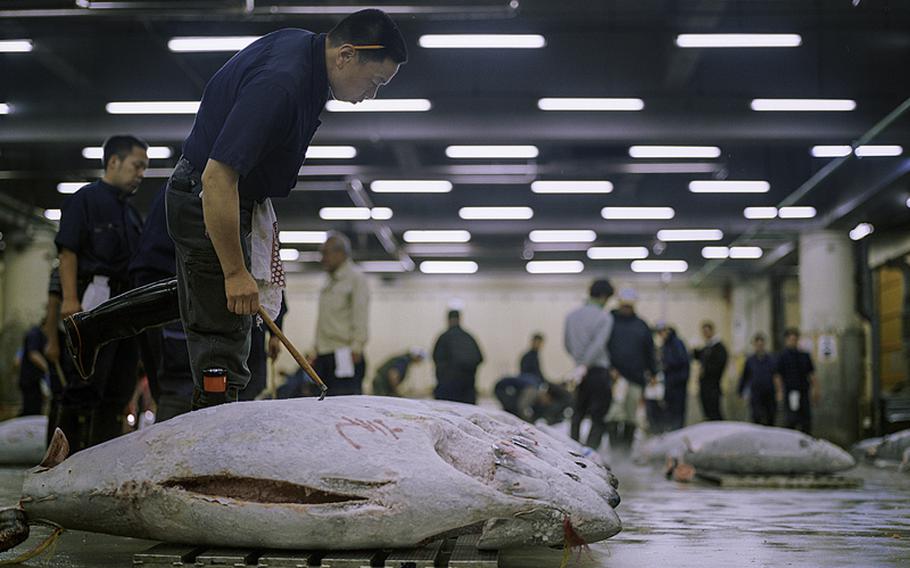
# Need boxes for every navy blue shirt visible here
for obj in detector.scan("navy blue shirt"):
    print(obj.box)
[739,353,776,395]
[182,29,329,201]
[128,185,176,283]
[774,348,815,392]
[18,326,46,386]
[55,180,143,283]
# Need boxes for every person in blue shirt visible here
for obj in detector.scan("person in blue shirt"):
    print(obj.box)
[657,324,690,431]
[18,324,48,416]
[63,9,407,411]
[55,135,148,451]
[738,333,777,426]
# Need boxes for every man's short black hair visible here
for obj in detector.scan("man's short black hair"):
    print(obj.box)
[784,327,800,339]
[753,332,766,342]
[589,278,614,300]
[447,310,461,321]
[102,135,148,169]
[328,9,408,64]
[531,332,544,342]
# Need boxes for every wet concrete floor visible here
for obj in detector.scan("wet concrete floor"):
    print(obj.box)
[1,457,909,567]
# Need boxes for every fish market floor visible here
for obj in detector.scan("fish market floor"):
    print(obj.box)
[1,459,909,567]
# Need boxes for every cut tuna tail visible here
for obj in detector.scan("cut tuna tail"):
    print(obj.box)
[0,508,28,553]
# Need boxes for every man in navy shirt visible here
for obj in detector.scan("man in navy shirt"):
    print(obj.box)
[738,333,776,426]
[170,10,406,408]
[18,324,48,416]
[773,328,819,434]
[55,135,148,450]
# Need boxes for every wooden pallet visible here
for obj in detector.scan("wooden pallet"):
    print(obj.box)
[695,471,864,488]
[133,536,499,568]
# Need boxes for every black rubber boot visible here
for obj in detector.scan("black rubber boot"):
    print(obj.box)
[191,386,240,410]
[89,406,127,447]
[63,278,180,379]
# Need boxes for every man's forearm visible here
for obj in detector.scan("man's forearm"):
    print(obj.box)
[59,250,79,303]
[201,159,246,277]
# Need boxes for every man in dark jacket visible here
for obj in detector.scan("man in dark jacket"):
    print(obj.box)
[607,288,656,449]
[773,328,818,434]
[433,310,484,404]
[738,332,776,426]
[658,324,690,431]
[692,320,728,421]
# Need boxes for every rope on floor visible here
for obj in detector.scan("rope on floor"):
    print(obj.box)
[0,522,64,566]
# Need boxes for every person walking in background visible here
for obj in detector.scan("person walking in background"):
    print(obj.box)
[739,332,777,426]
[17,322,48,416]
[657,324,690,431]
[693,320,728,421]
[607,288,656,449]
[564,279,615,451]
[774,328,819,434]
[433,310,484,404]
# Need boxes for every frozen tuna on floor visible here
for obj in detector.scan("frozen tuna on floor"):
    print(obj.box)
[634,421,855,476]
[3,397,621,552]
[0,415,47,466]
[852,429,910,464]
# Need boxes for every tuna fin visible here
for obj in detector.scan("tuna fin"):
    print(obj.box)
[39,428,69,469]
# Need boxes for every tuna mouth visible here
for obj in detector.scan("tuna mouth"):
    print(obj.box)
[162,476,369,505]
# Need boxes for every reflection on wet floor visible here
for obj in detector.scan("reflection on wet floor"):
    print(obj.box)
[2,458,909,567]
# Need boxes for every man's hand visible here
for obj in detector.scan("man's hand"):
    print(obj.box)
[61,297,82,319]
[225,269,259,315]
[268,335,282,360]
[811,386,821,406]
[352,351,363,364]
[45,337,61,364]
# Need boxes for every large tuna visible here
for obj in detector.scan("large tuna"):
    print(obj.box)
[634,421,855,477]
[852,429,910,464]
[0,416,47,466]
[1,397,620,552]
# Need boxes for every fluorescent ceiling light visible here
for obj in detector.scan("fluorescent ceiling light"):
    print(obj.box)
[730,246,763,259]
[168,36,259,52]
[812,144,904,158]
[751,99,856,112]
[537,98,644,111]
[855,145,903,157]
[403,230,471,243]
[701,246,730,259]
[279,249,300,262]
[601,207,675,220]
[106,101,200,114]
[319,207,371,221]
[44,209,62,221]
[371,207,393,220]
[325,99,431,112]
[406,244,473,256]
[689,180,770,194]
[0,40,33,53]
[361,261,407,273]
[676,33,801,48]
[906,197,910,209]
[82,146,172,159]
[849,223,874,241]
[622,163,720,174]
[631,260,688,273]
[419,34,546,49]
[526,260,584,274]
[370,180,452,193]
[528,230,596,243]
[629,146,721,159]
[531,180,612,194]
[657,229,723,242]
[278,231,327,244]
[459,206,534,220]
[419,261,478,274]
[811,145,852,158]
[305,146,357,159]
[778,206,817,219]
[743,206,778,219]
[0,103,9,114]
[587,246,649,260]
[446,145,539,159]
[57,182,90,194]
